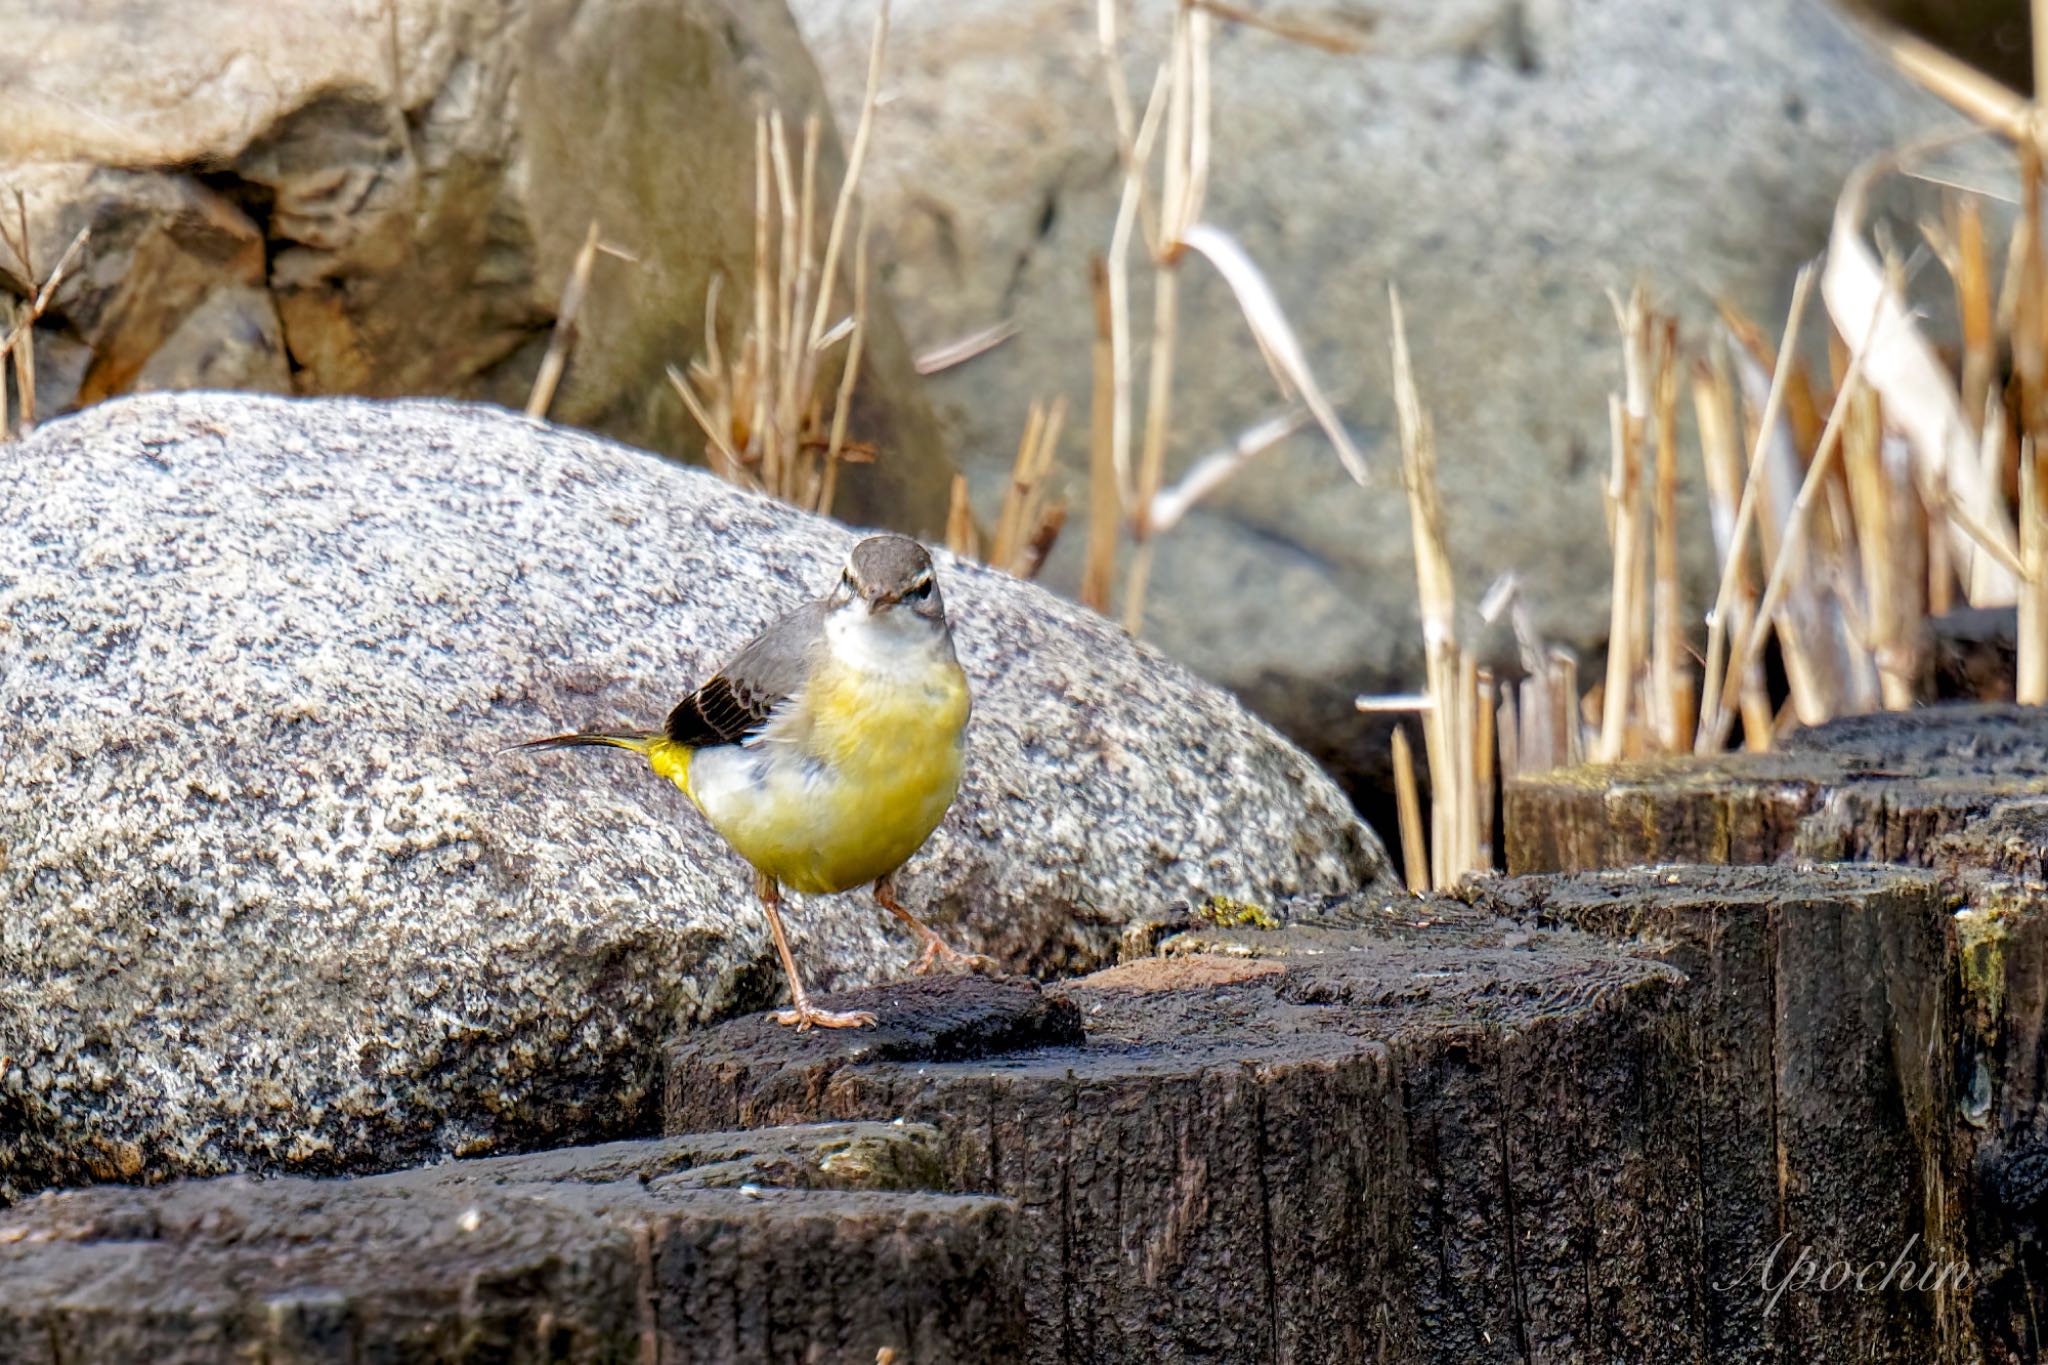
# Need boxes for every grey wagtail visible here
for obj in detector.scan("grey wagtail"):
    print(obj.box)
[514,535,990,1030]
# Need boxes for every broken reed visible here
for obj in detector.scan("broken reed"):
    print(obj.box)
[0,192,90,441]
[946,395,1069,579]
[1372,213,2044,891]
[666,107,875,518]
[1086,0,1367,622]
[661,0,892,519]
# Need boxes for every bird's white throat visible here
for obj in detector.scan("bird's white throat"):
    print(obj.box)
[822,602,953,682]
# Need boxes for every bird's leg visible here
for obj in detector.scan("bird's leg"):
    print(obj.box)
[875,873,996,977]
[759,873,875,1030]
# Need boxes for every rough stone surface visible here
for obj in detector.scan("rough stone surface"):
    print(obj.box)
[0,0,953,533]
[789,0,1951,786]
[0,1124,1026,1363]
[0,391,1390,1199]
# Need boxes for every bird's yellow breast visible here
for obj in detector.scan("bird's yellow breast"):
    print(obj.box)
[678,642,970,896]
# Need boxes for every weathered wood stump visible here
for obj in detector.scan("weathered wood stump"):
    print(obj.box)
[1500,720,2048,1365]
[0,1123,1023,1363]
[1924,801,2048,1359]
[1466,865,1975,1361]
[667,923,1707,1363]
[1506,703,2048,874]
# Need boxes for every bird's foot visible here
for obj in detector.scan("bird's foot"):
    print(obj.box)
[771,1003,878,1031]
[909,935,998,977]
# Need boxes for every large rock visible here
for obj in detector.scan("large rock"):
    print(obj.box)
[0,391,1390,1200]
[0,0,952,533]
[789,0,1952,783]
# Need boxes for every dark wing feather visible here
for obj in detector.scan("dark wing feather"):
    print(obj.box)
[665,599,825,749]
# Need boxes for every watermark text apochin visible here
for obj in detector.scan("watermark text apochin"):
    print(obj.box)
[1737,1234,1971,1317]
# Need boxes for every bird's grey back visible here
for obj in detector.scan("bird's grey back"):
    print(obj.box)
[663,598,826,749]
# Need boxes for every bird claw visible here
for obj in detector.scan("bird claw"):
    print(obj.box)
[771,1005,878,1031]
[909,937,998,977]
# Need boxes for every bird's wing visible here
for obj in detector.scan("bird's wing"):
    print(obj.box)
[664,599,827,749]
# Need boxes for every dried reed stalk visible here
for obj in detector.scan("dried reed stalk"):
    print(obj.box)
[815,216,871,520]
[1389,285,1474,888]
[1391,724,1429,894]
[1495,684,1521,791]
[1841,377,1919,708]
[1595,386,1642,764]
[1695,267,1815,752]
[1649,316,1690,748]
[2024,439,2048,702]
[0,218,89,439]
[945,474,977,561]
[525,220,615,422]
[1100,0,1366,634]
[914,320,1018,376]
[1084,257,1120,613]
[677,5,886,516]
[990,397,1069,578]
[1721,299,1887,728]
[1828,148,2018,605]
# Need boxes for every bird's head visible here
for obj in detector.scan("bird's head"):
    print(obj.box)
[829,535,946,627]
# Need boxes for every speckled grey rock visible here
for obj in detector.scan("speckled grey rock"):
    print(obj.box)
[0,391,1390,1198]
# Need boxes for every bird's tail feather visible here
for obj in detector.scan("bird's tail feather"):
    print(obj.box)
[508,731,658,755]
[507,730,693,794]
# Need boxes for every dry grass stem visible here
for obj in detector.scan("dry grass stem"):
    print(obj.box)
[680,77,881,516]
[1873,24,2030,144]
[2023,439,2048,702]
[1178,224,1368,481]
[1084,258,1121,613]
[1101,0,1366,635]
[1146,406,1311,535]
[526,219,603,421]
[815,216,872,520]
[1105,65,1171,513]
[1649,316,1689,748]
[1189,0,1367,53]
[1695,266,1815,752]
[1356,694,1433,713]
[809,0,887,351]
[0,219,90,438]
[1723,312,1884,732]
[1827,149,2019,603]
[990,396,1069,577]
[666,364,752,488]
[1595,384,1642,764]
[945,474,977,561]
[1495,683,1521,790]
[1387,284,1479,888]
[913,319,1019,376]
[1475,668,1498,866]
[1390,725,1428,895]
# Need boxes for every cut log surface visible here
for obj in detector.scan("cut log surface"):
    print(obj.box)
[1506,703,2048,873]
[0,1123,1024,1364]
[666,921,1700,1363]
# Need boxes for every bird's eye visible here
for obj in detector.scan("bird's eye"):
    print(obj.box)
[904,576,933,601]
